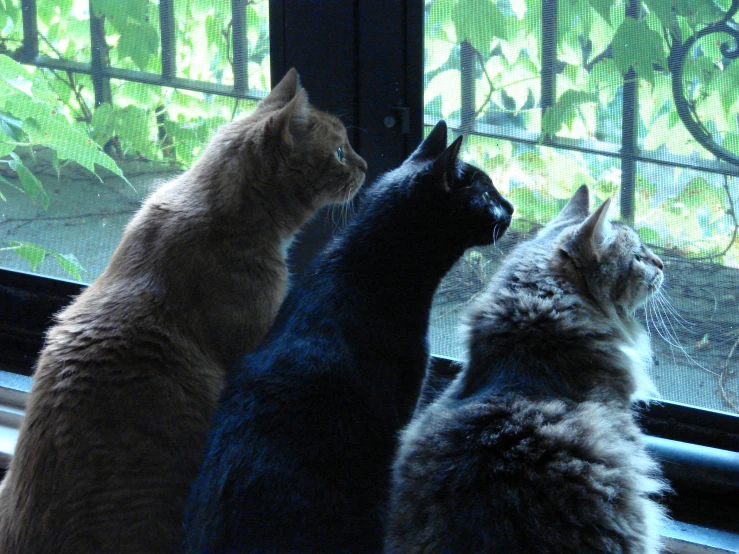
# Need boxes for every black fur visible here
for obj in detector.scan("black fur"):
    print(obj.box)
[183,121,513,553]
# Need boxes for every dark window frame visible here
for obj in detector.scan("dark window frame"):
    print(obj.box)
[0,0,737,536]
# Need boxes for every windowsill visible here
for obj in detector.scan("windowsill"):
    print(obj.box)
[0,370,736,553]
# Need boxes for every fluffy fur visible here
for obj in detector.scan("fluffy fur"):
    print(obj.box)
[183,121,514,553]
[386,185,670,554]
[0,69,366,554]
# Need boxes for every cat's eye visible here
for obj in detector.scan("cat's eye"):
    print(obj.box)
[334,147,344,162]
[634,253,642,261]
[482,192,491,203]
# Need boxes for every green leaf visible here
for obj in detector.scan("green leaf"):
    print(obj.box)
[587,0,612,24]
[92,0,148,25]
[638,227,661,244]
[246,5,260,34]
[453,0,507,54]
[7,153,49,209]
[51,252,85,281]
[0,54,34,97]
[118,21,159,71]
[425,69,461,118]
[0,142,15,157]
[429,0,456,28]
[7,241,46,270]
[0,111,24,141]
[4,241,84,279]
[643,0,673,29]
[8,98,128,182]
[205,13,220,49]
[724,132,739,156]
[611,17,665,84]
[542,90,598,137]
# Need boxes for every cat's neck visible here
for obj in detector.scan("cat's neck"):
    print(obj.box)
[460,284,654,407]
[331,206,465,311]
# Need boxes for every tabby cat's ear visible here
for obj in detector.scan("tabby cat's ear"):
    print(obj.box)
[561,198,612,264]
[264,88,309,147]
[409,120,448,161]
[429,135,464,191]
[580,197,612,248]
[259,68,303,110]
[549,185,590,227]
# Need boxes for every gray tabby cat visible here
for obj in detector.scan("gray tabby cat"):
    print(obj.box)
[386,185,669,554]
[0,68,366,554]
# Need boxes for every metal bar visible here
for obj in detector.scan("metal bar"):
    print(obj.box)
[18,0,39,62]
[89,1,112,106]
[159,0,176,81]
[460,40,476,136]
[645,435,739,492]
[620,0,641,225]
[18,55,267,101]
[541,0,558,144]
[426,114,739,178]
[232,0,248,95]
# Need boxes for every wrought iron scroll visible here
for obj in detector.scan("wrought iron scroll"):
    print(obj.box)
[667,0,739,167]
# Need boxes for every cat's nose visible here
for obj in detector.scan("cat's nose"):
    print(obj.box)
[651,254,664,271]
[356,154,368,174]
[487,186,514,218]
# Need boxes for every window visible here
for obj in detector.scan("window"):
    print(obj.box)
[0,0,270,282]
[0,0,737,545]
[424,0,739,416]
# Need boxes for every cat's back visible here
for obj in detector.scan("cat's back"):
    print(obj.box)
[388,393,666,554]
[0,276,221,553]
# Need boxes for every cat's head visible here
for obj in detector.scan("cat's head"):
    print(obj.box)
[546,185,664,313]
[222,69,367,212]
[370,120,513,250]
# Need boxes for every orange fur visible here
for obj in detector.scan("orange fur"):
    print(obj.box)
[0,69,366,554]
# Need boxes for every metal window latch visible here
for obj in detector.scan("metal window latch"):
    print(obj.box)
[384,107,410,134]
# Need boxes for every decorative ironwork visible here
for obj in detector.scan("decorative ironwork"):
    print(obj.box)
[668,0,739,167]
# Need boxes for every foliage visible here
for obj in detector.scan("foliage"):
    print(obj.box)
[424,0,739,266]
[0,0,270,279]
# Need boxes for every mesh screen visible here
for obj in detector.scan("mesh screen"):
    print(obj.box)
[424,0,739,414]
[0,0,269,282]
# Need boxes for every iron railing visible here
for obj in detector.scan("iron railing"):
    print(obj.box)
[11,0,266,105]
[448,0,739,224]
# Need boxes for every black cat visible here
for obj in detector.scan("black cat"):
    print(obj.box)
[183,120,514,553]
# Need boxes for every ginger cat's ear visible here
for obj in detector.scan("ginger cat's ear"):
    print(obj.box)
[264,89,309,147]
[259,68,305,110]
[429,135,463,192]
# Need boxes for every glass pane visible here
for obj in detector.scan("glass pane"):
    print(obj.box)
[425,0,739,414]
[0,1,269,283]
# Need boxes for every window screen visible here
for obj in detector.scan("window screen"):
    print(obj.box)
[0,0,269,282]
[425,0,739,414]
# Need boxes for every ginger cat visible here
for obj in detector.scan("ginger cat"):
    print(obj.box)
[0,68,366,554]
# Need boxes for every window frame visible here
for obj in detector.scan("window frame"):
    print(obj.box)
[0,0,737,541]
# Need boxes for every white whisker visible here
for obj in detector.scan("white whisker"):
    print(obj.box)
[646,290,720,377]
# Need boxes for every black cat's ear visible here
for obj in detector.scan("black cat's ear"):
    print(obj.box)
[264,88,309,147]
[259,68,305,110]
[561,197,612,264]
[409,120,448,161]
[429,135,464,191]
